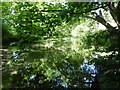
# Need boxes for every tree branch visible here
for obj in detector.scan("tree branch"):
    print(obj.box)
[80,15,120,35]
[35,5,107,15]
[107,2,120,29]
[70,5,108,15]
[107,2,117,22]
[79,15,113,29]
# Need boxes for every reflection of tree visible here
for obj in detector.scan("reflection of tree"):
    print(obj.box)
[2,1,120,89]
[2,46,94,88]
[87,28,120,88]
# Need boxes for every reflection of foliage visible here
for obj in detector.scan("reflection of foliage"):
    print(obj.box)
[2,46,88,88]
[87,29,120,89]
[11,65,47,88]
[2,1,120,89]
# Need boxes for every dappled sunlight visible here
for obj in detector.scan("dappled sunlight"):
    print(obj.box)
[71,24,89,37]
[95,51,114,56]
[2,2,120,89]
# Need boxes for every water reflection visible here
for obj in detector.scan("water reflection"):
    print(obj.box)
[81,60,97,87]
[2,38,97,88]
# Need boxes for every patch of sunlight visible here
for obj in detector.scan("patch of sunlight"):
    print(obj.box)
[98,23,106,30]
[11,71,17,75]
[71,24,89,37]
[71,22,107,37]
[7,61,11,65]
[95,51,117,56]
[44,42,54,48]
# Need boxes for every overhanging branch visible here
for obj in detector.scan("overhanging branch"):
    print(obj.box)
[35,5,108,15]
[79,15,114,29]
[107,2,120,29]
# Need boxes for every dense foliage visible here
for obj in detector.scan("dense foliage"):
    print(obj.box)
[1,2,120,89]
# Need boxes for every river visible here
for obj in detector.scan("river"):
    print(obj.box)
[2,37,97,88]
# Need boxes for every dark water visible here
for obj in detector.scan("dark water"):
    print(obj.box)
[2,37,97,88]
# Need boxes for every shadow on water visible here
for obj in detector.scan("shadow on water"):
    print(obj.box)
[2,38,99,89]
